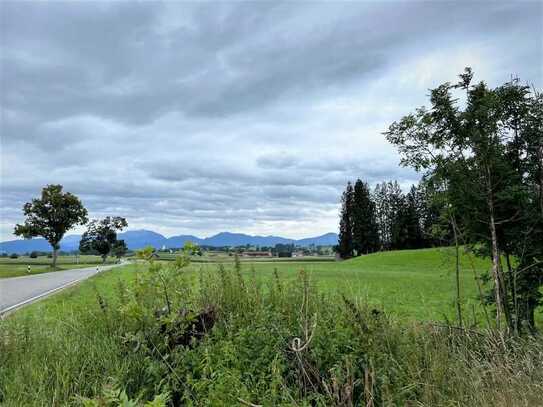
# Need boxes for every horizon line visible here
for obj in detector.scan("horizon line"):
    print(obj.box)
[1,229,338,243]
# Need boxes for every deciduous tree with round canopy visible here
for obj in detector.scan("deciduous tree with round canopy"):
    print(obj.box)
[79,217,128,263]
[14,184,88,268]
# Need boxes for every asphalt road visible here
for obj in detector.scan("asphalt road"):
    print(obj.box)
[0,264,118,315]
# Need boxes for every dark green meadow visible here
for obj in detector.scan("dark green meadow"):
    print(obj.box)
[1,248,542,406]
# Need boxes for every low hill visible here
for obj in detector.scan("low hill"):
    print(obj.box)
[237,246,494,322]
[331,247,491,320]
[166,234,203,247]
[201,232,293,247]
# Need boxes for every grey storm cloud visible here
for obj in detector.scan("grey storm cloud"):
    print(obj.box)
[1,1,542,240]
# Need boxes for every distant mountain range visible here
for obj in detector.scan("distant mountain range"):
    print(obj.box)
[0,230,339,254]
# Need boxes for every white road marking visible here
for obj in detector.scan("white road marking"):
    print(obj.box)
[0,271,98,316]
[0,266,116,317]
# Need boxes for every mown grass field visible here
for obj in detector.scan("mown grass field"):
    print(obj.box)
[136,247,492,322]
[1,248,542,405]
[229,247,493,322]
[0,255,116,278]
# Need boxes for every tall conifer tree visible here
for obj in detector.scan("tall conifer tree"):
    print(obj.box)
[338,182,354,259]
[352,179,380,255]
[404,185,425,249]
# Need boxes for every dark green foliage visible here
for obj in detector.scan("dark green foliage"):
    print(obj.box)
[29,251,39,259]
[386,181,406,250]
[373,181,404,250]
[337,182,354,258]
[340,179,437,256]
[9,253,18,259]
[14,184,88,268]
[385,68,543,332]
[274,243,295,257]
[416,176,451,246]
[403,186,425,249]
[80,217,128,263]
[352,179,380,255]
[372,181,431,251]
[112,240,128,259]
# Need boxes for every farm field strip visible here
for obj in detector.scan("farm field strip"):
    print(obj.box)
[0,255,117,278]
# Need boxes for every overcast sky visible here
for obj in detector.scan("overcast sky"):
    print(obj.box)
[1,1,541,240]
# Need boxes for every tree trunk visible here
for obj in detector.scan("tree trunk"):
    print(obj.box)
[102,254,107,264]
[52,247,58,269]
[538,144,543,215]
[519,296,537,335]
[451,215,463,327]
[488,210,504,329]
[486,166,509,330]
[527,301,536,334]
[505,253,518,334]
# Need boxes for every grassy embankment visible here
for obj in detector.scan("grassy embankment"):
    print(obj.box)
[1,248,542,406]
[0,255,116,278]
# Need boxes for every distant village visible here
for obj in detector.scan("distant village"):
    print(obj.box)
[159,243,336,258]
[1,243,336,260]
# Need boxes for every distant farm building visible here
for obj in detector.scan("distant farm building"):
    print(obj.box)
[241,251,272,258]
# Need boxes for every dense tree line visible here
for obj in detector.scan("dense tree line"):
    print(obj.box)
[337,179,442,258]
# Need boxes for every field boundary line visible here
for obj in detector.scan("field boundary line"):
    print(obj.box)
[0,266,99,282]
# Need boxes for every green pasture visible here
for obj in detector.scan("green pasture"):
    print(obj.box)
[187,246,494,323]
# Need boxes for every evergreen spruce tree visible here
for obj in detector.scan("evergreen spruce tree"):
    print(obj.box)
[387,181,406,250]
[417,176,451,246]
[352,179,380,255]
[338,182,354,259]
[404,185,425,249]
[373,182,390,250]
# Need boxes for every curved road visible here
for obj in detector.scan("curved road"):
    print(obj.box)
[0,264,119,315]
